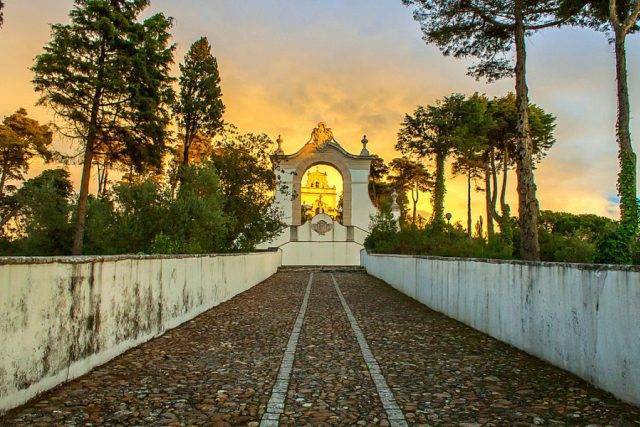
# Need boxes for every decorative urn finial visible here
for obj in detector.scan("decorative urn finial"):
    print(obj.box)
[275,135,284,155]
[360,134,370,156]
[391,188,401,226]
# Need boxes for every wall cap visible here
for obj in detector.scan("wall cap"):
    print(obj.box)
[364,252,640,273]
[0,251,278,266]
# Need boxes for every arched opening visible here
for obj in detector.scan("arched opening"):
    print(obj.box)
[300,163,344,223]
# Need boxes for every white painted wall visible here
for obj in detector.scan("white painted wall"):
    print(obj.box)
[362,252,640,406]
[0,252,281,413]
[349,168,378,231]
[282,242,363,265]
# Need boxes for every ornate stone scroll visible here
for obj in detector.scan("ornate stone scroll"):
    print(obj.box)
[310,122,334,149]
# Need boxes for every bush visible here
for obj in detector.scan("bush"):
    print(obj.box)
[538,230,596,263]
[6,169,74,256]
[595,226,632,265]
[365,212,512,259]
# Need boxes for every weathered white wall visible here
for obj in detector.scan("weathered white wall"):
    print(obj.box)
[362,252,640,406]
[282,241,362,266]
[348,168,378,231]
[0,252,281,413]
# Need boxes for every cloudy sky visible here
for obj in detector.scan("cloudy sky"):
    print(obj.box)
[0,0,638,224]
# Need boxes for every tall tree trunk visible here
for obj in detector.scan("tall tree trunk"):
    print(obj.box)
[500,145,509,213]
[432,150,446,223]
[182,131,191,166]
[513,1,540,260]
[467,168,472,237]
[412,183,419,225]
[72,126,97,255]
[72,46,106,255]
[484,163,494,238]
[613,29,638,237]
[0,168,6,198]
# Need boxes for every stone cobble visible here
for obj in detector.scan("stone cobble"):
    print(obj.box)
[2,272,308,426]
[281,273,386,426]
[337,272,640,426]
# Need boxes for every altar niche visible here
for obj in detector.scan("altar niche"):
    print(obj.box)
[300,164,343,223]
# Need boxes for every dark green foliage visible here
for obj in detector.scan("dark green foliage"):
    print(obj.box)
[175,37,225,166]
[366,210,512,259]
[397,94,470,223]
[632,237,640,265]
[0,109,54,197]
[388,157,433,224]
[402,0,569,81]
[84,162,229,255]
[538,230,597,263]
[32,0,176,254]
[366,209,630,264]
[9,169,74,256]
[32,0,175,171]
[595,226,633,264]
[161,163,229,254]
[210,128,286,251]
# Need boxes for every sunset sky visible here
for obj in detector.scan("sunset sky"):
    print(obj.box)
[0,0,638,225]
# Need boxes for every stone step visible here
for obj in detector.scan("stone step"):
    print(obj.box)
[278,265,367,274]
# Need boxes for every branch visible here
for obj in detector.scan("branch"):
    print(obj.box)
[524,18,567,30]
[622,0,640,33]
[610,0,622,30]
[464,1,514,28]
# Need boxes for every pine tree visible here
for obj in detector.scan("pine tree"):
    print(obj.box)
[389,157,433,224]
[403,0,570,260]
[397,94,468,224]
[562,0,639,241]
[32,0,175,255]
[174,37,225,167]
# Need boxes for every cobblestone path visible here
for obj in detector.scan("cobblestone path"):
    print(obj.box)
[2,270,640,426]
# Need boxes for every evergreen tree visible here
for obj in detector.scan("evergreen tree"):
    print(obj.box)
[13,169,75,256]
[210,127,285,250]
[403,0,570,260]
[0,109,54,197]
[450,93,492,237]
[485,94,556,243]
[369,156,389,208]
[562,0,639,240]
[32,0,175,255]
[397,94,468,224]
[174,37,225,167]
[389,157,433,224]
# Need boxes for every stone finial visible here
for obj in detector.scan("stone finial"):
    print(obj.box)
[391,188,401,227]
[275,135,284,155]
[360,135,370,156]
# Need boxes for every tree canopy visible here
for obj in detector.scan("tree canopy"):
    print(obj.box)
[174,37,225,167]
[0,109,54,197]
[32,0,175,254]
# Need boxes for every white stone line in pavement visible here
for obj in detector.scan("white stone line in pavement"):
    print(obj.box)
[331,273,409,427]
[260,272,314,427]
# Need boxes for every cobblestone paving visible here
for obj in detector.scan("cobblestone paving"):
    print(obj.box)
[336,272,640,426]
[281,273,386,426]
[2,270,640,426]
